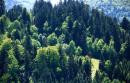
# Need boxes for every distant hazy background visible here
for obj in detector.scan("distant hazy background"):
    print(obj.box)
[5,0,130,21]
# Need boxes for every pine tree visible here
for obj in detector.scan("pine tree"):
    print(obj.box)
[0,38,12,77]
[7,5,22,21]
[23,34,34,83]
[72,20,87,54]
[121,17,130,30]
[0,15,9,34]
[0,0,5,17]
[21,8,31,26]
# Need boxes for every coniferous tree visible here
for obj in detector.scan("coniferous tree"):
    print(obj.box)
[7,5,22,21]
[0,0,129,82]
[21,8,31,26]
[47,33,58,46]
[121,17,130,30]
[0,0,5,17]
[0,38,12,78]
[11,29,21,40]
[0,15,9,34]
[124,38,130,60]
[23,33,34,83]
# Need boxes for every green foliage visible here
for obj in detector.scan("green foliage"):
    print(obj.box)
[61,16,73,43]
[21,8,31,25]
[120,43,127,55]
[86,36,117,60]
[23,35,33,51]
[66,40,76,56]
[86,36,93,52]
[32,38,41,48]
[11,29,21,40]
[47,33,58,46]
[0,15,10,34]
[8,49,20,81]
[112,60,130,82]
[8,49,19,69]
[102,77,111,83]
[0,38,12,70]
[7,5,23,21]
[62,21,68,32]
[13,40,25,64]
[0,0,130,82]
[0,37,12,50]
[124,39,130,60]
[112,79,121,83]
[43,21,52,34]
[75,46,82,56]
[32,33,39,40]
[0,73,10,82]
[36,46,59,68]
[30,25,38,34]
[93,71,106,83]
[58,33,65,44]
[34,46,60,82]
[8,20,21,32]
[0,37,20,82]
[104,60,112,71]
[39,34,48,47]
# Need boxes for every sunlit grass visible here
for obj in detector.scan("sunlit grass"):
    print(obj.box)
[91,58,100,79]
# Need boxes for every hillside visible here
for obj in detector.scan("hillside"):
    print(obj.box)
[1,0,130,83]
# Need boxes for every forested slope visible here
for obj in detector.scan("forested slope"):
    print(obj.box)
[0,0,130,83]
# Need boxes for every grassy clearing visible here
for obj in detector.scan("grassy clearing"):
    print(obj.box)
[91,58,100,79]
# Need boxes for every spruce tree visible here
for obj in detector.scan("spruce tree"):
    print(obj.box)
[121,17,130,30]
[0,0,5,17]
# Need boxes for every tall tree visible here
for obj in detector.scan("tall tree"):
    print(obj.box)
[121,17,130,30]
[0,38,12,77]
[47,33,58,46]
[21,8,31,26]
[0,15,9,34]
[67,40,76,56]
[23,34,34,83]
[7,5,23,21]
[124,38,130,60]
[72,20,87,54]
[33,0,52,29]
[0,0,5,17]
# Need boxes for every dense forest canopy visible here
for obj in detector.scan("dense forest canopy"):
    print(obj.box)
[0,0,130,83]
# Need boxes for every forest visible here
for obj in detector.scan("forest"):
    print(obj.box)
[0,0,130,83]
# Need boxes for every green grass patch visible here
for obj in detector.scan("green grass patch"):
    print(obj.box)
[91,58,100,79]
